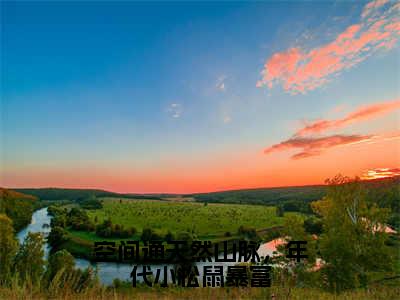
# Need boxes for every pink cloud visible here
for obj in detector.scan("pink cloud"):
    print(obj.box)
[360,167,400,180]
[361,0,389,19]
[257,0,400,94]
[296,99,400,136]
[264,134,374,160]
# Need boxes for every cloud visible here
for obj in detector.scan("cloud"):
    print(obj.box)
[331,103,347,114]
[361,0,389,19]
[216,75,227,92]
[361,167,400,180]
[166,103,183,118]
[296,98,400,136]
[256,0,400,94]
[223,115,231,124]
[264,134,374,160]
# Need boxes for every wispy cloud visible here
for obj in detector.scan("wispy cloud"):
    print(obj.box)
[166,103,183,118]
[216,75,227,92]
[296,98,400,136]
[223,115,231,124]
[256,0,400,94]
[264,134,374,160]
[361,167,400,180]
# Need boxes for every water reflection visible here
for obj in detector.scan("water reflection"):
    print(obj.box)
[18,207,280,285]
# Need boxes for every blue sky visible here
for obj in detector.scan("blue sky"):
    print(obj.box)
[1,1,399,192]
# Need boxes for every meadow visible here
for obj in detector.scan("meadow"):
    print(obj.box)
[83,198,294,239]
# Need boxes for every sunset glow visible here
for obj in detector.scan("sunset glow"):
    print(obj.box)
[360,168,400,180]
[1,0,400,193]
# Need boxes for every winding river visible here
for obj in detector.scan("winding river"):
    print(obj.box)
[17,207,280,285]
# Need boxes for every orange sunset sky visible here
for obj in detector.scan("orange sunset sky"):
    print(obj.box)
[1,0,400,193]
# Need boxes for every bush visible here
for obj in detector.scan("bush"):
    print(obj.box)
[95,220,134,238]
[141,228,155,242]
[164,231,175,242]
[48,226,69,248]
[80,197,102,210]
[67,208,94,231]
[303,217,323,235]
[238,225,258,240]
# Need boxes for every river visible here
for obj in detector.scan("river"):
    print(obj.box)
[17,207,280,285]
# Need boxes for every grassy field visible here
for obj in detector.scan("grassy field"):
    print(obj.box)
[84,197,295,239]
[61,197,296,260]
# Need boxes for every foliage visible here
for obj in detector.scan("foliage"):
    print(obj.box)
[193,185,325,212]
[272,214,318,288]
[45,249,75,283]
[276,205,285,217]
[1,277,399,299]
[303,217,323,235]
[14,232,45,285]
[0,188,37,230]
[0,214,18,284]
[364,176,400,230]
[80,196,103,210]
[311,175,394,292]
[67,208,95,231]
[96,219,136,238]
[48,226,70,249]
[237,225,259,241]
[14,188,162,201]
[141,227,156,242]
[164,231,175,242]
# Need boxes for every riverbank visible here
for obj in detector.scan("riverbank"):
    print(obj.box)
[17,207,285,285]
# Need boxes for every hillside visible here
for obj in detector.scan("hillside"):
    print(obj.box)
[13,188,161,202]
[191,176,400,214]
[192,176,399,200]
[0,188,38,201]
[0,188,38,230]
[11,175,399,208]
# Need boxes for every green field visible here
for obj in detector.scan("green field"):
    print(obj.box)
[82,197,295,239]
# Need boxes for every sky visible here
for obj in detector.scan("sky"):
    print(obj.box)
[1,0,399,193]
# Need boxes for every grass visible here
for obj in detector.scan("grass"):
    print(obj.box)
[61,198,299,260]
[83,198,297,239]
[1,283,399,300]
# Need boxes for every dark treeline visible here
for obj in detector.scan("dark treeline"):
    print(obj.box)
[192,185,326,212]
[13,188,162,202]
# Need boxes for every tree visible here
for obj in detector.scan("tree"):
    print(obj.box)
[0,195,35,231]
[80,195,102,210]
[14,232,45,285]
[276,205,284,217]
[0,214,18,284]
[141,228,155,242]
[303,217,323,235]
[311,175,393,292]
[272,214,318,288]
[46,249,75,283]
[238,225,259,241]
[48,226,69,249]
[164,231,175,242]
